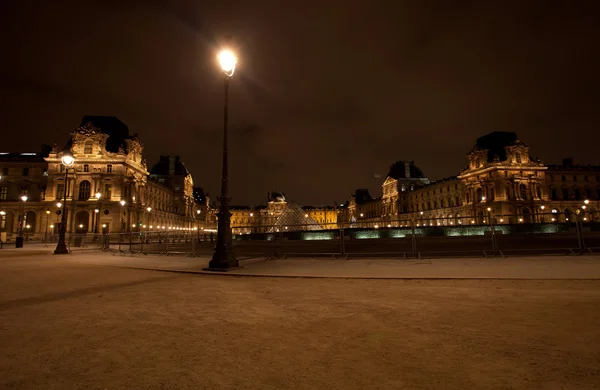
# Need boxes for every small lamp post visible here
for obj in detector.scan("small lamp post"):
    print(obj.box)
[18,195,28,237]
[120,200,126,233]
[54,151,75,254]
[45,209,51,242]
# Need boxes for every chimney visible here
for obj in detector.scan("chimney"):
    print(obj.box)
[404,161,411,178]
[169,156,176,176]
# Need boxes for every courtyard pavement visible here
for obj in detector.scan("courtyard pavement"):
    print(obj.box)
[2,243,600,279]
[2,249,600,389]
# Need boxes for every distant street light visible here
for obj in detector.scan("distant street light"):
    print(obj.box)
[207,40,239,271]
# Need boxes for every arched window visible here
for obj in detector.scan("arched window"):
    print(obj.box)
[476,188,483,203]
[551,187,558,200]
[515,153,522,164]
[574,188,582,200]
[78,180,91,201]
[84,141,93,154]
[505,187,511,200]
[562,188,570,200]
[519,184,527,200]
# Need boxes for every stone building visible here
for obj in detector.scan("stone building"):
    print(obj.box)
[350,131,600,227]
[0,116,211,241]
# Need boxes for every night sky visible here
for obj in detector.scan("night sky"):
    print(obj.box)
[1,1,599,205]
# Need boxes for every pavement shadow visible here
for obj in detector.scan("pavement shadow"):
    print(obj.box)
[0,274,184,311]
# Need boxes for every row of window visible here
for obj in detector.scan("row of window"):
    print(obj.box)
[549,175,600,182]
[59,164,113,173]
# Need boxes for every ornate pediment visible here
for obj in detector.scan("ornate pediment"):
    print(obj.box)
[75,122,102,136]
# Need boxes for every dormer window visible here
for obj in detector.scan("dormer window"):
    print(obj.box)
[515,153,522,164]
[84,141,93,154]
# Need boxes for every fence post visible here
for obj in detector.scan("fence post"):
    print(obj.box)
[576,211,585,253]
[140,232,144,254]
[166,231,170,254]
[410,220,417,256]
[191,233,196,256]
[339,223,346,257]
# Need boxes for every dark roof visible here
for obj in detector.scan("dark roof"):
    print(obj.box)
[268,192,286,202]
[352,189,374,205]
[79,115,130,153]
[0,152,47,163]
[149,155,190,176]
[474,131,519,162]
[193,187,206,203]
[387,160,426,179]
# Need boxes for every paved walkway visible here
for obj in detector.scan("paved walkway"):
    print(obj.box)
[3,245,599,279]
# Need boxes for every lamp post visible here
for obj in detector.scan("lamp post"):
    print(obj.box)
[18,195,28,237]
[120,200,126,233]
[54,151,74,254]
[94,208,100,235]
[93,191,101,238]
[14,194,28,248]
[55,202,62,240]
[207,43,239,271]
[45,209,50,242]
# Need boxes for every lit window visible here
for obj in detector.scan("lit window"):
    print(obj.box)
[84,141,93,154]
[56,184,65,200]
[104,184,112,200]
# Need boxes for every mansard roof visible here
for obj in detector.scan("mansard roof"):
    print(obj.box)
[387,160,426,179]
[149,155,190,176]
[473,131,523,162]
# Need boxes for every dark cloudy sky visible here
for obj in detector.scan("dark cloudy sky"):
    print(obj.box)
[1,1,599,205]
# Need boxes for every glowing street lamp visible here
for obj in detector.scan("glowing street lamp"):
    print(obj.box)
[54,150,75,254]
[207,40,239,271]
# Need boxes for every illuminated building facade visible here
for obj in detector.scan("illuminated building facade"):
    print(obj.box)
[349,132,600,227]
[0,116,211,241]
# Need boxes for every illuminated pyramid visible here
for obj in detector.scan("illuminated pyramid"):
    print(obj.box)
[269,202,322,232]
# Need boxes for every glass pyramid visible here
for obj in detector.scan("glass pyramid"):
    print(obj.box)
[268,202,323,232]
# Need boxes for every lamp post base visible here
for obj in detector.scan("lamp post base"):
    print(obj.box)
[205,246,239,271]
[54,243,69,255]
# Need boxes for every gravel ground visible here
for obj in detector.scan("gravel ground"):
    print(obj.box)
[1,255,600,389]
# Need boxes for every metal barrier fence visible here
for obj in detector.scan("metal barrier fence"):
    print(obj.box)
[71,212,600,259]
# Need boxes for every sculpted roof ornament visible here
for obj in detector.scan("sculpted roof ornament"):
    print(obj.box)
[75,122,103,136]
